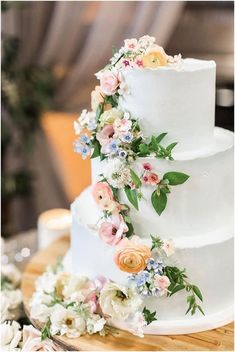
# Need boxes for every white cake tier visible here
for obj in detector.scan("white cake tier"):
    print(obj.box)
[68,191,233,334]
[119,58,216,155]
[91,127,234,240]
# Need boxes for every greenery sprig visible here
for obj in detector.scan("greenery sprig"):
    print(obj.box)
[41,319,51,341]
[164,266,204,316]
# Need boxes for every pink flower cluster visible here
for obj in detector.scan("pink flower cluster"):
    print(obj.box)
[142,163,160,186]
[92,182,128,245]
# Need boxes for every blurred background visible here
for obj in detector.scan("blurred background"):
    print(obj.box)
[1,1,234,266]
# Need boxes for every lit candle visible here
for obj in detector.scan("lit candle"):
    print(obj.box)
[37,209,71,249]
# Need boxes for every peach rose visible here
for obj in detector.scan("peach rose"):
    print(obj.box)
[92,182,114,211]
[114,236,151,273]
[91,86,105,111]
[142,45,167,68]
[99,215,128,246]
[100,70,119,96]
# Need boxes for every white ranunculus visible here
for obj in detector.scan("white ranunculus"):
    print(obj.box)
[30,290,53,306]
[0,320,22,351]
[99,282,142,320]
[30,303,51,323]
[35,270,57,294]
[1,264,21,288]
[50,304,86,338]
[86,314,106,334]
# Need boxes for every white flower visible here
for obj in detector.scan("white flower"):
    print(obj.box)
[162,239,175,257]
[167,54,183,69]
[1,290,22,322]
[126,312,147,337]
[30,302,52,323]
[104,159,131,189]
[86,314,106,334]
[138,35,156,49]
[99,282,142,320]
[99,108,123,127]
[1,264,21,288]
[73,120,82,135]
[61,274,90,302]
[35,270,57,294]
[0,320,22,351]
[50,304,86,338]
[123,38,139,52]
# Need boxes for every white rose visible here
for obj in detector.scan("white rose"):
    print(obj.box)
[0,321,21,350]
[30,303,51,323]
[1,264,21,288]
[99,108,123,127]
[99,282,142,320]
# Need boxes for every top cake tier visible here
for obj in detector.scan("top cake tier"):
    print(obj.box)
[119,59,216,155]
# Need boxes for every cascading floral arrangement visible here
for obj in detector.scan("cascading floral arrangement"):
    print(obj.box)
[30,36,204,340]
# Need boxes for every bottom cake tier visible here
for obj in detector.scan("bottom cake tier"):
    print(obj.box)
[64,187,234,335]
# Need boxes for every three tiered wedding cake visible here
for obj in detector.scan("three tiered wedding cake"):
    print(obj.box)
[31,36,233,339]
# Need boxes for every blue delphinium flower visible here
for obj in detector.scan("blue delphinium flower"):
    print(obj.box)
[146,258,164,274]
[74,140,90,159]
[108,139,120,154]
[79,134,90,144]
[121,132,133,143]
[118,149,127,159]
[87,121,97,131]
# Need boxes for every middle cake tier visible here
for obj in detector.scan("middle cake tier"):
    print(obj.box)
[91,127,233,240]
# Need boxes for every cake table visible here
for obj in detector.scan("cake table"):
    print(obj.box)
[21,236,234,351]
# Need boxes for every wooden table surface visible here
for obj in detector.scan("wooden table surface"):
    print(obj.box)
[21,236,234,351]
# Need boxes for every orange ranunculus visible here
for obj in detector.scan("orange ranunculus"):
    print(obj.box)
[114,236,152,273]
[142,45,167,68]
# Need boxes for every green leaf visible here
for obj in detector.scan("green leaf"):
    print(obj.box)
[125,222,134,238]
[169,284,185,296]
[166,142,178,152]
[138,143,149,156]
[142,307,157,325]
[163,172,189,185]
[96,103,103,122]
[150,235,163,250]
[130,169,141,188]
[192,285,203,302]
[151,189,167,216]
[41,319,51,341]
[110,185,119,201]
[154,132,168,144]
[197,305,205,316]
[124,186,139,210]
[112,46,118,55]
[91,140,101,159]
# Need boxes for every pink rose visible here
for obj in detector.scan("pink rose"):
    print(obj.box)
[96,125,114,146]
[21,325,58,352]
[99,215,128,245]
[100,70,119,96]
[154,275,170,296]
[92,182,114,211]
